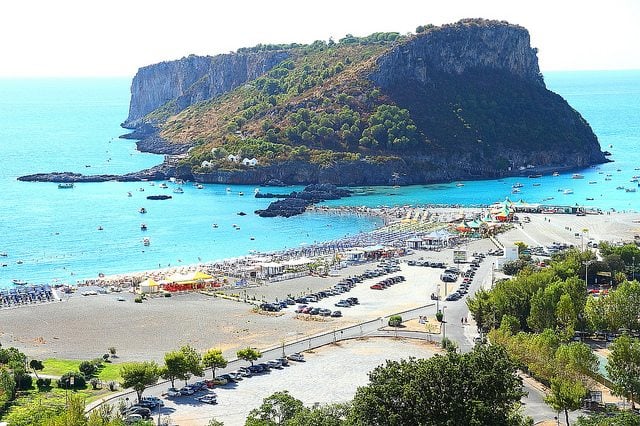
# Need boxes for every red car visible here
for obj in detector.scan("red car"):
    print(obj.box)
[370,284,383,290]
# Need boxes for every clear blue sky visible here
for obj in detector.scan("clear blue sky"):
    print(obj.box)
[3,0,639,77]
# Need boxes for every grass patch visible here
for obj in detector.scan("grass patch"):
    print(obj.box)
[42,358,127,382]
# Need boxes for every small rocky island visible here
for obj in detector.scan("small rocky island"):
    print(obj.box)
[255,184,351,217]
[19,19,607,191]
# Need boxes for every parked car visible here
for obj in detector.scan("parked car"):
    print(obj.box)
[125,414,144,424]
[238,367,253,377]
[218,374,237,383]
[267,359,283,369]
[331,310,342,318]
[166,388,181,397]
[248,365,264,374]
[335,300,350,307]
[277,357,289,367]
[370,284,383,290]
[197,394,218,404]
[122,406,151,419]
[141,396,164,407]
[346,297,359,305]
[287,352,305,362]
[179,386,195,396]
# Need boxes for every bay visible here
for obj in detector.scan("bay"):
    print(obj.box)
[0,70,638,288]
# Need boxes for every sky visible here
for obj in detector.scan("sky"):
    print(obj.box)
[2,0,639,77]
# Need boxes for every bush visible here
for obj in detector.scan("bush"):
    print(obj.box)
[134,296,143,303]
[89,378,101,390]
[108,381,118,391]
[57,372,86,389]
[388,315,403,327]
[15,372,32,391]
[436,311,444,322]
[36,378,51,389]
[79,360,96,377]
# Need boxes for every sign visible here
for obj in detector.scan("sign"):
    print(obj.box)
[453,250,467,263]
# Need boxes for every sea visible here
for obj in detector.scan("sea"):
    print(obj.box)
[0,70,638,288]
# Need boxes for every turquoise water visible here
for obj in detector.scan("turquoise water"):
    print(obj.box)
[0,71,638,287]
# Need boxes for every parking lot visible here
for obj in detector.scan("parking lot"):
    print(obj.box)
[151,338,438,425]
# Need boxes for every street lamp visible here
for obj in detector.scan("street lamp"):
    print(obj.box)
[585,259,595,287]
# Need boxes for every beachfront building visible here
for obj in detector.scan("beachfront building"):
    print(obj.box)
[405,230,458,250]
[257,257,314,281]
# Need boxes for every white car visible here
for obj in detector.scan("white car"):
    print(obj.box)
[196,394,218,404]
[166,388,181,397]
[287,352,305,362]
[141,396,164,407]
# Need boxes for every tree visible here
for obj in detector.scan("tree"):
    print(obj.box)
[576,411,640,425]
[606,334,640,410]
[245,390,304,425]
[288,403,350,426]
[120,361,160,402]
[545,377,587,426]
[349,345,526,425]
[202,348,227,379]
[237,347,261,366]
[29,359,44,379]
[162,350,187,388]
[180,345,204,384]
[207,419,225,426]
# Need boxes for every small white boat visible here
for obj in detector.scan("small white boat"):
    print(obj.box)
[226,187,231,192]
[58,183,74,189]
[0,252,7,257]
[212,224,218,228]
[572,173,584,179]
[552,172,560,177]
[173,187,184,194]
[588,181,597,184]
[563,189,574,195]
[196,184,204,189]
[138,187,145,192]
[512,182,524,188]
[511,188,521,194]
[142,237,150,246]
[12,279,28,286]
[139,207,147,214]
[626,187,637,193]
[141,223,148,231]
[616,186,625,190]
[455,183,464,187]
[127,192,132,197]
[254,188,260,194]
[159,183,168,189]
[149,182,155,186]
[238,192,244,196]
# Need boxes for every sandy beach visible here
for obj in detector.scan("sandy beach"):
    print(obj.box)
[1,208,639,363]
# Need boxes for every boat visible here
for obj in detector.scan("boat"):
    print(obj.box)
[552,172,560,177]
[572,174,584,179]
[511,189,521,194]
[605,177,612,181]
[254,188,260,194]
[589,181,597,184]
[12,279,27,286]
[455,183,464,187]
[0,252,7,257]
[226,187,231,192]
[142,237,150,246]
[212,224,218,228]
[563,189,574,195]
[528,174,542,179]
[512,182,524,188]
[146,195,172,200]
[586,197,594,201]
[533,183,541,186]
[173,187,184,194]
[138,187,145,192]
[196,184,204,189]
[159,183,168,189]
[250,236,255,240]
[58,183,74,189]
[127,192,132,197]
[149,182,155,186]
[237,212,247,216]
[238,192,244,196]
[626,187,637,193]
[97,226,103,231]
[141,223,148,231]
[139,207,147,214]
[616,186,625,190]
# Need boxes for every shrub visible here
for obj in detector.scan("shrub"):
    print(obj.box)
[79,360,96,377]
[57,372,86,389]
[108,381,118,391]
[388,315,403,327]
[89,378,100,390]
[134,296,143,303]
[36,377,51,389]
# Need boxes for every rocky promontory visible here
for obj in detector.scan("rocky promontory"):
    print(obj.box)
[255,184,351,217]
[17,163,192,183]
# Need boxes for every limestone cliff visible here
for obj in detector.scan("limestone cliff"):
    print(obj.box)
[123,51,289,128]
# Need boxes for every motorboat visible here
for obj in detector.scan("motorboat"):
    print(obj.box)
[572,173,584,179]
[588,181,597,184]
[12,279,27,286]
[58,183,74,189]
[196,184,204,189]
[143,237,150,246]
[238,192,244,196]
[511,188,521,194]
[173,187,184,194]
[141,223,148,231]
[159,183,168,189]
[626,187,637,193]
[616,186,625,190]
[512,182,524,188]
[455,183,464,187]
[563,189,574,195]
[552,172,560,177]
[139,207,147,214]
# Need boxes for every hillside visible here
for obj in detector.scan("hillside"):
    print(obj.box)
[123,19,606,185]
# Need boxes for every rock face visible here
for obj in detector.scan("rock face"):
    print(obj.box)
[255,184,352,217]
[370,19,543,88]
[123,51,290,128]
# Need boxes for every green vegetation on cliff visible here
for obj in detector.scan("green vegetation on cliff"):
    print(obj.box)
[131,19,603,184]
